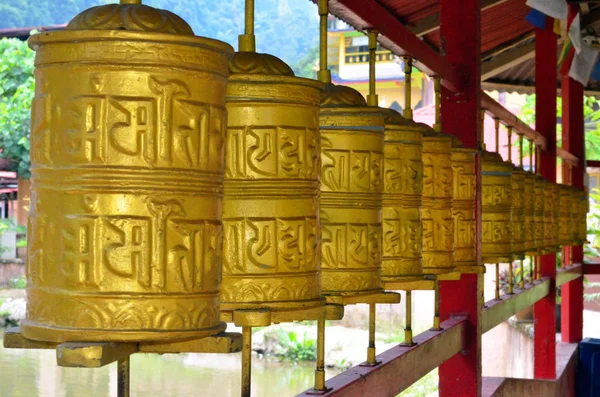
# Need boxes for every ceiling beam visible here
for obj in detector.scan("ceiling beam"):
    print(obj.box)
[408,0,512,37]
[330,0,462,91]
[481,41,537,80]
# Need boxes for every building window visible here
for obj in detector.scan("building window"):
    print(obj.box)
[344,36,393,64]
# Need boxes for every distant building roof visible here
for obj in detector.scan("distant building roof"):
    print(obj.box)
[0,24,65,41]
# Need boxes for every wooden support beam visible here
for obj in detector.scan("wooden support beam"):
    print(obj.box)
[583,262,600,274]
[409,0,511,37]
[295,317,468,397]
[482,278,551,334]
[330,0,462,91]
[561,5,585,346]
[556,263,583,286]
[438,1,482,396]
[481,41,536,80]
[534,18,558,380]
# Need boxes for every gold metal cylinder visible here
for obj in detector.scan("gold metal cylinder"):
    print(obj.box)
[575,188,588,246]
[559,184,571,246]
[511,166,526,260]
[551,182,561,251]
[220,52,325,319]
[543,180,557,252]
[320,84,386,296]
[381,110,423,283]
[23,2,233,342]
[481,152,512,264]
[524,171,537,255]
[450,141,477,272]
[421,129,454,273]
[534,175,546,254]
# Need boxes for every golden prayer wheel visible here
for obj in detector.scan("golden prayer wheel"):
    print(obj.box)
[450,139,477,272]
[220,51,325,321]
[420,129,454,273]
[534,175,546,254]
[381,110,423,283]
[574,188,588,246]
[23,1,233,343]
[543,179,558,252]
[524,171,537,255]
[551,182,561,251]
[319,83,386,297]
[511,166,526,260]
[481,151,512,263]
[559,184,572,246]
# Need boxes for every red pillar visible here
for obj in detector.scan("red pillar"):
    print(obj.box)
[561,7,585,341]
[534,19,557,380]
[439,0,482,396]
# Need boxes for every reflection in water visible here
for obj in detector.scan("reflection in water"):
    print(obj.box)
[0,334,339,397]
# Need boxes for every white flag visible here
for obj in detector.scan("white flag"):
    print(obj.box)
[569,42,599,86]
[526,0,568,20]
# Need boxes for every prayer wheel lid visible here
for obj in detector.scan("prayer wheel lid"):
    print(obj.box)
[481,150,508,167]
[384,108,418,127]
[66,0,194,35]
[229,51,295,76]
[321,83,368,107]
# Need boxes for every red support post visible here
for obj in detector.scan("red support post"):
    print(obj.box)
[534,18,557,380]
[439,0,482,396]
[561,6,585,342]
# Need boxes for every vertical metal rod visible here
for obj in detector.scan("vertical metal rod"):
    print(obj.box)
[529,139,533,172]
[317,0,331,83]
[242,326,252,397]
[239,0,256,52]
[403,56,413,120]
[519,134,524,168]
[481,109,486,150]
[244,0,254,35]
[366,29,378,107]
[403,290,415,345]
[432,280,441,330]
[507,126,513,163]
[433,76,442,132]
[529,256,534,284]
[494,117,500,154]
[536,256,541,281]
[495,263,500,300]
[367,303,377,365]
[508,261,514,295]
[314,318,326,391]
[117,357,130,397]
[520,260,525,289]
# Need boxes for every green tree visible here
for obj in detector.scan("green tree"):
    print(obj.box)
[0,37,34,178]
[518,94,600,160]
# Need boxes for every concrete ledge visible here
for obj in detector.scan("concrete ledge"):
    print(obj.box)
[482,342,578,397]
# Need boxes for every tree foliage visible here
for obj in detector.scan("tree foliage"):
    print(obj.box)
[0,0,319,70]
[0,38,34,178]
[519,94,600,160]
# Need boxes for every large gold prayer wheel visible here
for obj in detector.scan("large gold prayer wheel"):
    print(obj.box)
[381,110,423,283]
[559,184,572,247]
[320,84,386,297]
[511,166,526,259]
[574,188,588,246]
[534,175,546,254]
[23,1,234,342]
[421,129,454,273]
[550,182,561,251]
[543,180,558,252]
[524,171,537,254]
[220,52,325,320]
[451,140,477,272]
[481,151,512,263]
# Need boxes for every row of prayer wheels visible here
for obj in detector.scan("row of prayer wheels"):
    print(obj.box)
[18,1,589,396]
[21,0,588,347]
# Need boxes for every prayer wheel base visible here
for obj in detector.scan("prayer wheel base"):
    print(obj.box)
[21,321,227,344]
[220,298,328,326]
